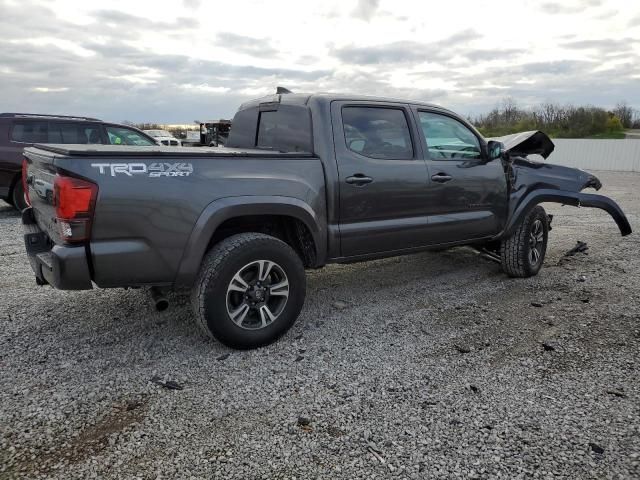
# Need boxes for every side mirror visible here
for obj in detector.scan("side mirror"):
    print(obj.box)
[487,140,505,161]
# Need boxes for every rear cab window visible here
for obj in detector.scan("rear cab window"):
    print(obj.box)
[227,104,313,153]
[256,107,312,152]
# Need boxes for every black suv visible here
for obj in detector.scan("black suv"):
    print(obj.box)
[0,113,158,210]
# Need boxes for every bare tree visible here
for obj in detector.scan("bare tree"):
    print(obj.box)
[632,109,640,129]
[613,101,634,128]
[472,97,628,138]
[500,97,520,125]
[536,102,561,125]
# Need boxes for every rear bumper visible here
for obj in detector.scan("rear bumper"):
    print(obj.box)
[22,208,93,290]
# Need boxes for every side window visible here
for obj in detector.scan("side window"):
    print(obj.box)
[342,107,413,159]
[85,126,103,144]
[11,121,48,143]
[418,111,481,160]
[48,123,103,144]
[105,126,155,146]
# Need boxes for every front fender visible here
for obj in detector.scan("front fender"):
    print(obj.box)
[173,196,326,287]
[503,189,632,237]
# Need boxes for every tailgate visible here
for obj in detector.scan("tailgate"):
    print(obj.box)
[23,148,61,243]
[22,147,95,290]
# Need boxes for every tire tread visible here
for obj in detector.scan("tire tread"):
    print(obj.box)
[191,232,303,346]
[500,205,547,278]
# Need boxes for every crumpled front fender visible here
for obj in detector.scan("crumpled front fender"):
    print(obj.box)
[504,189,632,237]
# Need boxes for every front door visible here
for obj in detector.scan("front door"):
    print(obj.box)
[412,109,508,244]
[332,102,432,257]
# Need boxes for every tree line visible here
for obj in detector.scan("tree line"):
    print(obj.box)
[471,99,639,138]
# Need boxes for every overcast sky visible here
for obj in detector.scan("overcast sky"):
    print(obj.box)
[1,0,639,123]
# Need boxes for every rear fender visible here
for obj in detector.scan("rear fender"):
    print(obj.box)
[503,189,632,237]
[174,196,326,287]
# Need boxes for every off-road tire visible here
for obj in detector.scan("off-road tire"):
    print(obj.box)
[191,233,306,349]
[500,205,549,278]
[11,179,28,211]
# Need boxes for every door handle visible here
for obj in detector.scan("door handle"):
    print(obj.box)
[346,174,373,186]
[431,173,453,183]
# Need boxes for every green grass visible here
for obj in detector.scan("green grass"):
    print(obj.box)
[585,132,626,139]
[477,127,628,140]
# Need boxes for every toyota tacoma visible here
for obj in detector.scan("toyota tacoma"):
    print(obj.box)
[21,92,632,349]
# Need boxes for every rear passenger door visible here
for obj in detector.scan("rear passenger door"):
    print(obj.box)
[331,101,432,257]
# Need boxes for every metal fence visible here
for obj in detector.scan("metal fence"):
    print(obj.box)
[546,139,640,172]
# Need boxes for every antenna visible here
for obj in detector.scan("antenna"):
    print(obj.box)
[276,86,293,94]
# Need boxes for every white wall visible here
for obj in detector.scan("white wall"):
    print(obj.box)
[545,139,640,172]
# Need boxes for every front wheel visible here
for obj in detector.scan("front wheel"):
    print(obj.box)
[191,233,306,349]
[500,205,549,278]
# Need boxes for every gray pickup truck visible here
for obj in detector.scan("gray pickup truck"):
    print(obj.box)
[22,92,632,349]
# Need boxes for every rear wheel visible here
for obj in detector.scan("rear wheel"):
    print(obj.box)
[11,179,28,212]
[191,233,306,349]
[500,205,549,277]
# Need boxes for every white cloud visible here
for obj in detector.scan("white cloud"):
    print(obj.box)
[9,37,94,57]
[180,84,231,94]
[0,0,638,122]
[32,87,70,93]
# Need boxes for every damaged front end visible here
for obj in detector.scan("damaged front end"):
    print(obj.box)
[489,131,632,238]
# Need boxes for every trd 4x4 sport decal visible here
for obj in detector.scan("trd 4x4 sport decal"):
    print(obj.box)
[91,162,193,177]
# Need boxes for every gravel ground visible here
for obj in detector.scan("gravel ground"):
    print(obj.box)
[1,171,639,479]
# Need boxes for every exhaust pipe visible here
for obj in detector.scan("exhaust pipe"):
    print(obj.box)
[150,287,169,312]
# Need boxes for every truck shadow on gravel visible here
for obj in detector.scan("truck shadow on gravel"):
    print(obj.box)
[18,246,503,362]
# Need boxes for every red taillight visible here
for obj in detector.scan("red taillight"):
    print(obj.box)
[53,175,98,243]
[22,158,31,206]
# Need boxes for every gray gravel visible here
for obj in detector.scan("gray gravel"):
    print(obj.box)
[1,171,639,479]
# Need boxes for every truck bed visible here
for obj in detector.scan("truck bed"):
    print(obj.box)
[23,144,326,289]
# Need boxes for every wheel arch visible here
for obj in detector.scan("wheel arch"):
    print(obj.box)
[502,189,632,238]
[174,196,326,287]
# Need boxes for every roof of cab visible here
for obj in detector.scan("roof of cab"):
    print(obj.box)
[237,92,453,114]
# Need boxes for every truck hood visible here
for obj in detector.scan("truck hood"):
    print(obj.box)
[487,130,555,159]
